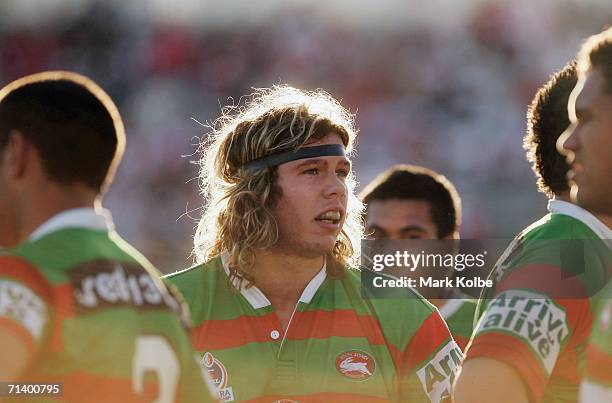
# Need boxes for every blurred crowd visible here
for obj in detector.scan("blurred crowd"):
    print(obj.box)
[0,0,610,271]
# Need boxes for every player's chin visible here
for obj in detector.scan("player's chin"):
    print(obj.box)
[307,238,337,256]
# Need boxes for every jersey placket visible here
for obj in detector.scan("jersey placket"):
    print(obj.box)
[265,302,301,393]
[263,275,327,396]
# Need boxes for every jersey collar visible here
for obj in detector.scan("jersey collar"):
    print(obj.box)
[439,298,465,319]
[220,255,327,309]
[28,207,115,242]
[548,199,612,245]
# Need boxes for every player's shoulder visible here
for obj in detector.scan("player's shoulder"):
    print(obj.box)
[0,251,51,291]
[164,256,224,299]
[345,266,440,332]
[348,266,437,306]
[525,212,599,240]
[13,228,144,269]
[164,256,223,282]
[0,251,38,269]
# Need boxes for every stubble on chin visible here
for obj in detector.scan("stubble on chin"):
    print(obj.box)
[272,231,336,259]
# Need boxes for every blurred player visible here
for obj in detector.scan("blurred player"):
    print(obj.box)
[556,27,612,403]
[360,164,476,350]
[166,85,460,402]
[580,288,612,402]
[0,72,215,402]
[454,58,611,402]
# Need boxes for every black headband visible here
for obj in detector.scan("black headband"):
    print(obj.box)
[243,144,346,173]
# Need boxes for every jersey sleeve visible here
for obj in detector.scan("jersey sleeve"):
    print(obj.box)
[156,271,218,402]
[580,299,612,402]
[398,309,463,403]
[0,255,52,358]
[465,262,593,401]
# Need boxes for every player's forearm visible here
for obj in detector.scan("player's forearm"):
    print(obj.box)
[453,358,529,403]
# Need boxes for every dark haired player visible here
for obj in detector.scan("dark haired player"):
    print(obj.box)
[0,72,215,402]
[556,27,612,403]
[360,164,476,351]
[454,59,611,402]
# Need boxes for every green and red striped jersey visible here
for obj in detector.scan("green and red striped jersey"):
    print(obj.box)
[580,283,612,402]
[438,296,476,351]
[0,208,216,403]
[465,200,612,403]
[166,256,461,403]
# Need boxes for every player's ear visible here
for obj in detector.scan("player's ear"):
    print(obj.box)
[4,130,29,180]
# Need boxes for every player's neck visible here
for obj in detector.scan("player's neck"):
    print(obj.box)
[252,251,324,310]
[430,298,446,309]
[594,213,612,230]
[554,194,612,229]
[18,182,97,244]
[554,192,572,203]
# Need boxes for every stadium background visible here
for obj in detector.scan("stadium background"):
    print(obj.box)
[0,0,610,272]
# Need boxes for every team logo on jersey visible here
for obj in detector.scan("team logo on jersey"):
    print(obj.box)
[335,350,376,380]
[202,352,234,402]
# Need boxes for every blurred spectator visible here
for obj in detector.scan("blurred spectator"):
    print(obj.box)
[0,0,610,271]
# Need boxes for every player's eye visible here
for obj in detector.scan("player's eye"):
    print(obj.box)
[402,231,427,239]
[304,168,319,175]
[336,169,349,178]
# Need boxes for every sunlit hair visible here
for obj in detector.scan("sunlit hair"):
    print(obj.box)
[576,26,612,91]
[194,85,364,288]
[524,62,576,198]
[0,71,125,194]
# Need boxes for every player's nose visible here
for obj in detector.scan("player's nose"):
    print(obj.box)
[323,171,347,199]
[557,121,579,158]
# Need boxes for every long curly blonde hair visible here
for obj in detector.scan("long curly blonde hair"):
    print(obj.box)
[194,85,364,288]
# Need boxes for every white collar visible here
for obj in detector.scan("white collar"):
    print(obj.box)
[548,199,612,246]
[28,207,114,242]
[439,299,465,319]
[220,255,327,309]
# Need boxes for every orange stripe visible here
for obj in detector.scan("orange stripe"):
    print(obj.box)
[287,309,387,345]
[48,284,75,352]
[453,335,469,352]
[245,392,390,402]
[0,256,52,300]
[0,255,80,353]
[193,310,390,351]
[586,343,612,384]
[0,317,36,358]
[466,332,547,401]
[401,311,453,374]
[497,264,589,299]
[192,312,280,350]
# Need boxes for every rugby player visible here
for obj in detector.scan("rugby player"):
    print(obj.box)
[166,85,461,402]
[0,72,215,402]
[360,164,476,351]
[454,58,612,401]
[556,27,612,403]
